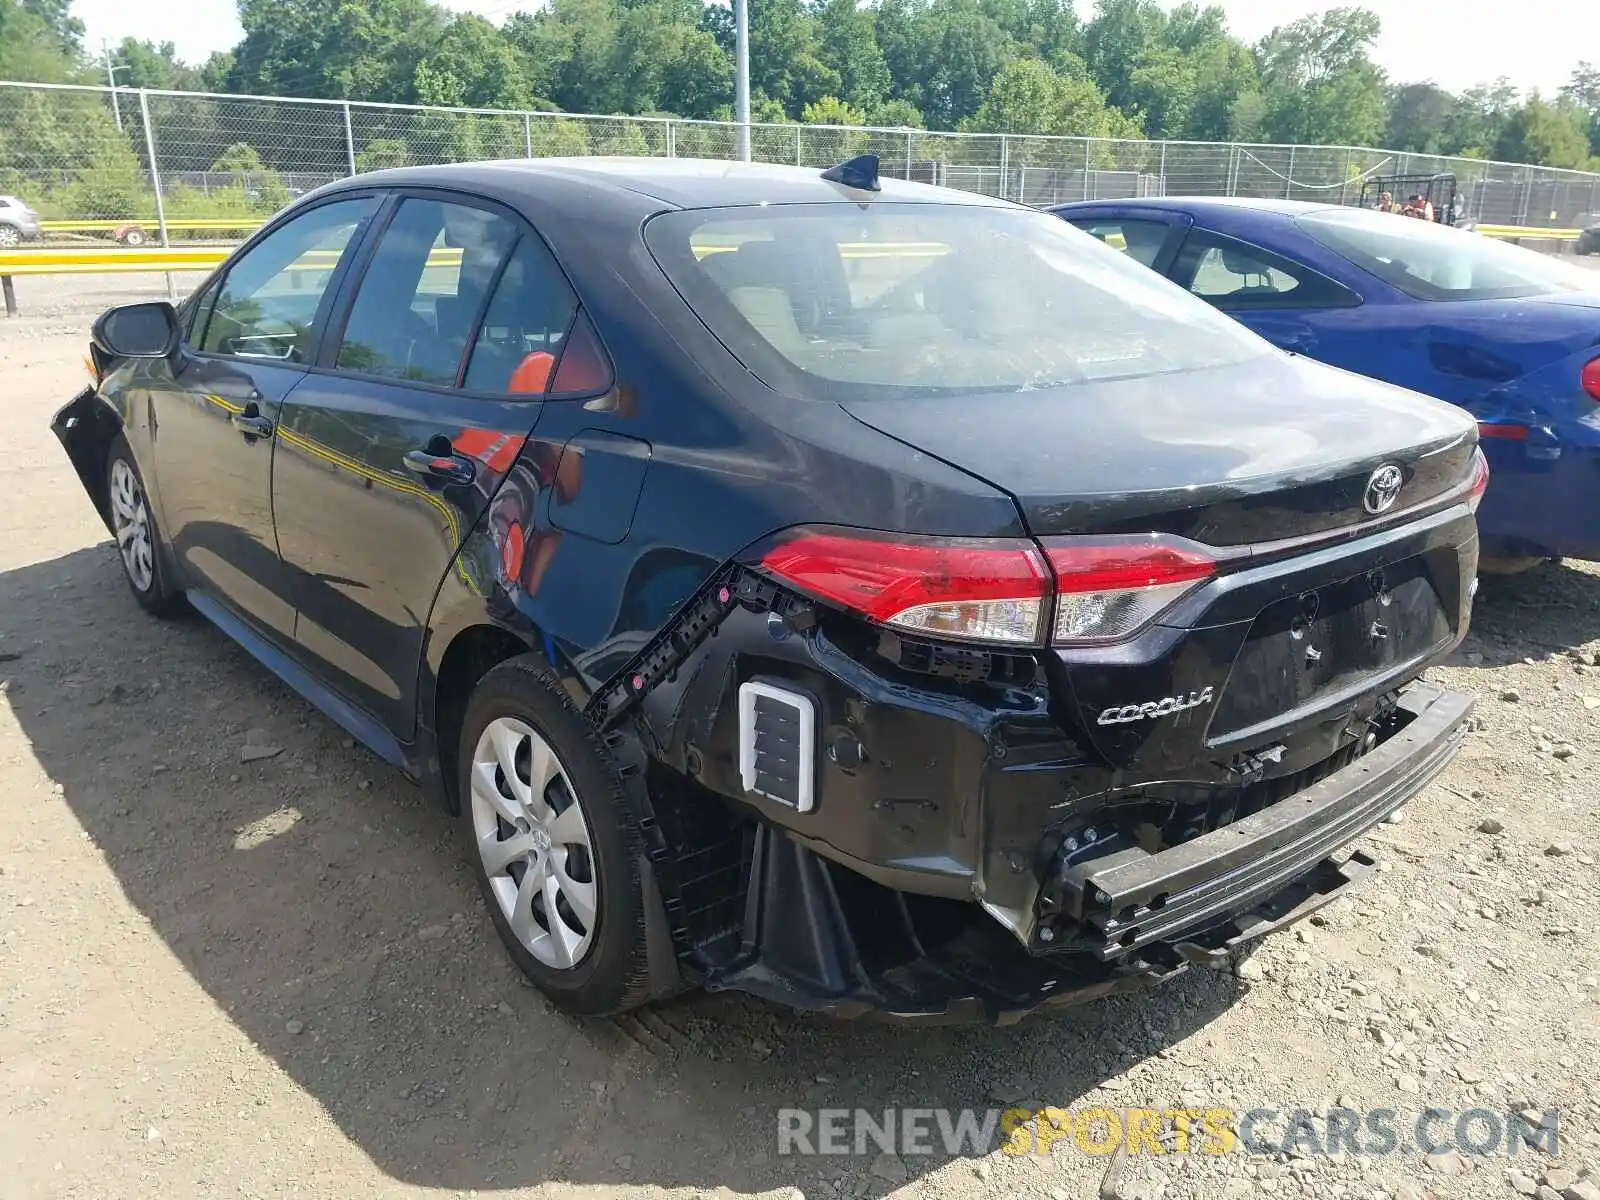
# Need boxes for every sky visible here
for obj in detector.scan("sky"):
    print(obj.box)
[71,0,1599,99]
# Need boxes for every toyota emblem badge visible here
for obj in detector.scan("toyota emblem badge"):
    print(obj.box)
[1363,463,1404,514]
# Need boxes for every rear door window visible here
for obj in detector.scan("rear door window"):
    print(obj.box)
[461,235,579,395]
[334,198,519,386]
[1063,217,1179,268]
[1171,230,1360,311]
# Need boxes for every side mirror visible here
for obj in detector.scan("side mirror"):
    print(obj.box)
[91,301,180,359]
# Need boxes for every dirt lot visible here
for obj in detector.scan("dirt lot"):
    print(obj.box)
[1,275,1597,1200]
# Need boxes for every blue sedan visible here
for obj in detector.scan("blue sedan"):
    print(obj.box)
[1051,197,1600,567]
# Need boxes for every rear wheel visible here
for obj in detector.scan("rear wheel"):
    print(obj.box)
[119,227,147,246]
[106,435,185,616]
[0,224,20,249]
[458,656,670,1016]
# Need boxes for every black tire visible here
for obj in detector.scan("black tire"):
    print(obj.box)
[105,434,185,617]
[0,223,21,249]
[457,655,674,1016]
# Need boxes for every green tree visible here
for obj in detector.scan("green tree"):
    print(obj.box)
[802,95,867,125]
[1383,83,1455,153]
[749,0,839,116]
[113,39,203,91]
[659,28,733,119]
[227,0,448,102]
[968,56,1061,135]
[505,0,729,119]
[0,90,148,217]
[915,0,1018,129]
[1443,79,1519,158]
[0,0,78,81]
[1082,0,1166,115]
[1254,8,1387,145]
[1559,63,1600,156]
[354,137,410,170]
[868,97,925,127]
[873,0,924,109]
[206,142,293,210]
[413,14,533,109]
[967,55,1141,145]
[1494,95,1594,169]
[1184,37,1257,141]
[1124,44,1194,138]
[814,0,892,111]
[20,0,81,55]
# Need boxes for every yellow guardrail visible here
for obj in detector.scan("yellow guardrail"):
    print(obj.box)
[39,218,267,232]
[0,245,470,277]
[1475,224,1581,241]
[2,240,946,279]
[0,246,232,275]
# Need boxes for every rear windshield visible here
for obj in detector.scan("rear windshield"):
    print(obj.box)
[645,203,1268,398]
[1298,208,1591,301]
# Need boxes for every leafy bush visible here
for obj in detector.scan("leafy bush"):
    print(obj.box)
[355,138,411,172]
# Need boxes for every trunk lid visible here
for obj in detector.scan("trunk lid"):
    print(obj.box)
[841,353,1477,544]
[843,353,1480,775]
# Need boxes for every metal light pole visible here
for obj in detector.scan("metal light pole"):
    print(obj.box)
[735,0,751,162]
[103,40,128,131]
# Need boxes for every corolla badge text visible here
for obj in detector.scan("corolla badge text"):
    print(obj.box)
[1098,687,1216,726]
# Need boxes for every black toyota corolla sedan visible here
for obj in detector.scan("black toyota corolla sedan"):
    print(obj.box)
[55,156,1487,1023]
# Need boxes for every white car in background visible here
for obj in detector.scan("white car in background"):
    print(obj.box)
[0,195,42,248]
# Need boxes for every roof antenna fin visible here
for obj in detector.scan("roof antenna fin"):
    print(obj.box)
[821,153,881,192]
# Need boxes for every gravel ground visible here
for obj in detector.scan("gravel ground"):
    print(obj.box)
[1,276,1597,1200]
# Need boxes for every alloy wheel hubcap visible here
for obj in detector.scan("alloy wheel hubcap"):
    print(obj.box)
[109,459,155,593]
[469,716,597,970]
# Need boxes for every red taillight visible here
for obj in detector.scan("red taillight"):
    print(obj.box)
[755,527,1218,647]
[757,528,1049,645]
[1582,356,1600,402]
[1468,446,1490,514]
[1043,536,1216,644]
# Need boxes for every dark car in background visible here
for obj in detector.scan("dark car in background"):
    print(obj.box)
[1054,197,1600,570]
[55,158,1484,1023]
[1577,216,1599,256]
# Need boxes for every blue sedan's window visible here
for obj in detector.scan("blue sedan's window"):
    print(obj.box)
[1065,218,1172,267]
[1298,208,1590,301]
[647,204,1269,398]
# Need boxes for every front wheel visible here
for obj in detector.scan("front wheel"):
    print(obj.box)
[0,224,21,249]
[458,656,674,1016]
[106,435,185,616]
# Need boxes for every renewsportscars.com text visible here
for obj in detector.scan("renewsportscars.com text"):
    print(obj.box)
[777,1106,1560,1159]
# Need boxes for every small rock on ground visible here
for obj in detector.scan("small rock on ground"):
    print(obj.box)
[869,1153,907,1184]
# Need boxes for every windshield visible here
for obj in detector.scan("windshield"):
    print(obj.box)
[646,204,1269,398]
[1298,208,1592,301]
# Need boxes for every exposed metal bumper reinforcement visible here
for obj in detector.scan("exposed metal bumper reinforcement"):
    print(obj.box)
[1063,682,1473,960]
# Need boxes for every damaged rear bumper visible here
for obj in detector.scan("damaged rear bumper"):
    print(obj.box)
[693,681,1472,1024]
[1056,682,1472,961]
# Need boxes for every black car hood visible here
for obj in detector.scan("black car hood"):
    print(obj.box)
[840,351,1478,540]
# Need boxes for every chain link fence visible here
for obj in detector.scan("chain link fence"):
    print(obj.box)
[4,79,1599,245]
